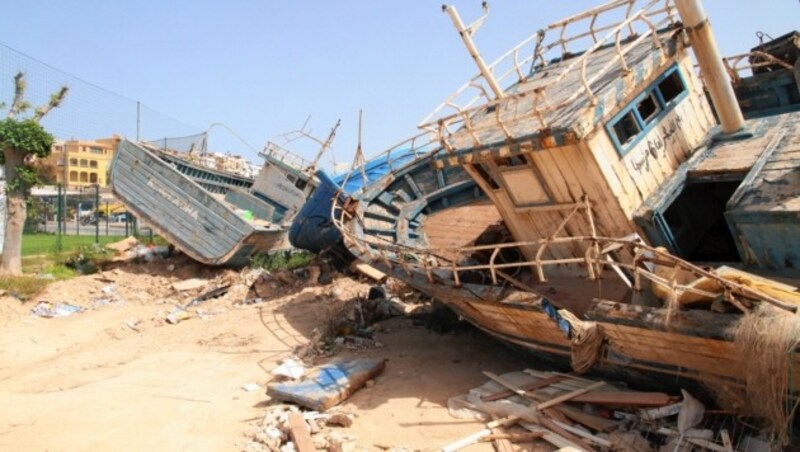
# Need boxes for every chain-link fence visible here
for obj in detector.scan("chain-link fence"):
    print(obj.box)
[1,42,196,246]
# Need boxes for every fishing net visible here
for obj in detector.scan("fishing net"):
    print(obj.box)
[734,303,800,445]
[559,309,604,374]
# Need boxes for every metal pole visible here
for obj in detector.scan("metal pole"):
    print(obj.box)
[675,0,744,134]
[125,212,129,237]
[105,201,109,236]
[56,184,62,252]
[94,185,99,243]
[443,4,504,100]
[76,201,80,236]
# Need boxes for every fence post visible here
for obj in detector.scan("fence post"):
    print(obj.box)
[56,183,62,252]
[105,201,109,236]
[76,201,80,236]
[125,212,129,237]
[94,184,100,244]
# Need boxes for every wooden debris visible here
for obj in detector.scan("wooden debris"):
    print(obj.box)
[482,374,568,401]
[287,412,317,452]
[568,390,677,406]
[536,381,606,410]
[349,259,388,283]
[441,416,520,452]
[479,432,544,443]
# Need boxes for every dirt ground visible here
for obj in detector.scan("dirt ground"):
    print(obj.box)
[0,256,532,451]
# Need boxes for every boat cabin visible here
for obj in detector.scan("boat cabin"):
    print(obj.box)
[425,0,799,275]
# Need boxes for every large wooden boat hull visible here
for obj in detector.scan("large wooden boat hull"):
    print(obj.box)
[110,139,290,266]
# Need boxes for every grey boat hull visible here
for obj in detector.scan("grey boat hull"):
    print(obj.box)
[110,139,289,266]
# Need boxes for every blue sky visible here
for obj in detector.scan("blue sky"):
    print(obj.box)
[0,1,796,166]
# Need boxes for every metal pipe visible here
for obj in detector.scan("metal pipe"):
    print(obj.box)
[443,4,505,99]
[675,0,744,134]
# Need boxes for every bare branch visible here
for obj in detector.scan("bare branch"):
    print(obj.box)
[33,86,69,122]
[7,72,27,119]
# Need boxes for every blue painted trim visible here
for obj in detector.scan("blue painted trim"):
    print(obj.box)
[605,65,689,157]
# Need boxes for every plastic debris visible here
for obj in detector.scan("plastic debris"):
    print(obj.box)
[31,301,84,318]
[165,307,191,324]
[272,357,307,380]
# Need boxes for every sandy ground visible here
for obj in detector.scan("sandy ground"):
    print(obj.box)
[0,257,532,451]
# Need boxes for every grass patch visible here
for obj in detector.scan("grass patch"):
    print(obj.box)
[0,275,48,300]
[22,234,121,257]
[250,251,314,272]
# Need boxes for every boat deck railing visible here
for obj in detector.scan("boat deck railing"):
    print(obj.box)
[261,141,313,172]
[333,195,797,315]
[337,130,441,193]
[722,51,796,84]
[419,0,678,151]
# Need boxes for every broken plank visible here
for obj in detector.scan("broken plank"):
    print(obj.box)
[441,416,520,452]
[349,259,388,283]
[482,374,568,402]
[536,381,606,410]
[549,419,612,447]
[569,391,678,406]
[521,423,589,451]
[287,412,316,452]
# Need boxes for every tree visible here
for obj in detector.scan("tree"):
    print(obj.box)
[0,72,68,275]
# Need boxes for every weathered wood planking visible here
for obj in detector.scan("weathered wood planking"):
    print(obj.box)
[726,111,800,269]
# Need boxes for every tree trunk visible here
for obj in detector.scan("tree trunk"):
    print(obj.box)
[1,149,26,276]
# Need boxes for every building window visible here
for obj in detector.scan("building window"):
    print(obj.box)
[80,172,88,182]
[89,147,104,154]
[90,173,98,183]
[606,65,687,156]
[80,159,88,167]
[69,171,78,182]
[70,158,78,166]
[89,160,98,168]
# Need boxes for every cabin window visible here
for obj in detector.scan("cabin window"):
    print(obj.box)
[606,65,687,156]
[294,178,308,191]
[636,93,661,125]
[612,111,641,146]
[657,70,685,104]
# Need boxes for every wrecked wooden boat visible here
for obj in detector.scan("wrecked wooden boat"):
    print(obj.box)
[110,138,319,266]
[289,133,468,261]
[149,146,254,195]
[335,0,800,440]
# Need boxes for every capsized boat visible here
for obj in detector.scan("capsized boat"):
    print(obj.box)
[288,132,440,256]
[109,137,320,266]
[335,0,800,438]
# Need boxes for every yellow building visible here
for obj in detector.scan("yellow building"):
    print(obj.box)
[50,136,121,188]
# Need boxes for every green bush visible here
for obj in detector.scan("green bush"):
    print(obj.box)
[250,251,314,272]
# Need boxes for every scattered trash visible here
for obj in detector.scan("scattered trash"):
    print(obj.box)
[272,357,307,380]
[165,307,191,324]
[124,319,141,332]
[101,284,116,294]
[185,284,230,308]
[91,297,126,309]
[37,273,55,281]
[31,301,84,318]
[242,383,262,392]
[268,358,386,411]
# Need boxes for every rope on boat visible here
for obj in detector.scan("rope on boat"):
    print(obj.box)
[559,309,604,374]
[732,304,800,447]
